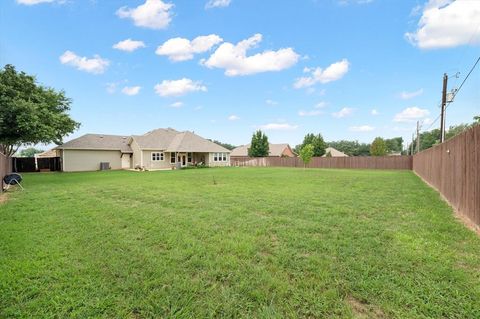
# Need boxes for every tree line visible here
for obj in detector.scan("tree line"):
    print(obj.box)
[406,119,480,155]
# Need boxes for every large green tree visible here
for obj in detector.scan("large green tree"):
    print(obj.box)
[248,130,269,157]
[0,65,79,156]
[296,133,327,157]
[18,147,44,157]
[385,137,403,153]
[370,137,387,156]
[327,140,370,156]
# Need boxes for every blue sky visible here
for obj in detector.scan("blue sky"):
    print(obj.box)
[1,0,479,149]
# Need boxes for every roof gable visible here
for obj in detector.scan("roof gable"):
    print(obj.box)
[132,128,230,153]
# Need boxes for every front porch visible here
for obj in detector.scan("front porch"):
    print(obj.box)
[169,152,209,168]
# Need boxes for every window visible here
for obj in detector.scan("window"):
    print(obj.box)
[170,152,176,164]
[151,152,164,161]
[187,152,192,163]
[214,152,227,162]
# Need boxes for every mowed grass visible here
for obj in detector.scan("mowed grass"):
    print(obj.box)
[1,168,479,318]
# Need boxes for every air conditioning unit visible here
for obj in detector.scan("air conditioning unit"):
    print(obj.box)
[99,162,110,170]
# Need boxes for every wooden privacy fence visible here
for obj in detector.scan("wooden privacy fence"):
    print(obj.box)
[0,153,12,192]
[231,156,413,170]
[413,125,480,229]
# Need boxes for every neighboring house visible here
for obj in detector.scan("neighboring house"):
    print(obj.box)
[55,128,230,172]
[388,152,402,156]
[35,149,60,158]
[230,143,296,158]
[323,147,348,157]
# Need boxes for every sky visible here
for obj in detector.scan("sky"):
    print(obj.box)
[1,0,479,149]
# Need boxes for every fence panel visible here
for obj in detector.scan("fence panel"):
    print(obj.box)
[1,153,12,192]
[231,156,412,170]
[413,125,480,228]
[12,157,37,172]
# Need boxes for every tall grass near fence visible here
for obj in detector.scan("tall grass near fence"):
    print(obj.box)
[413,125,480,229]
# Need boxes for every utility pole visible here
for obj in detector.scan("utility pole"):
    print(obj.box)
[411,134,414,155]
[440,73,448,143]
[416,121,421,154]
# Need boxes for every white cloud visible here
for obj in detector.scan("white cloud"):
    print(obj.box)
[113,39,146,52]
[156,34,223,62]
[332,107,354,118]
[59,51,109,74]
[154,78,207,97]
[422,117,434,125]
[170,101,184,108]
[205,0,231,9]
[202,33,299,76]
[105,82,117,94]
[259,123,298,131]
[16,0,58,4]
[315,101,328,108]
[116,0,173,30]
[294,59,350,89]
[399,88,424,100]
[394,107,430,122]
[371,109,379,115]
[349,125,375,132]
[121,86,141,96]
[405,0,480,49]
[228,115,240,121]
[265,99,278,106]
[298,110,323,117]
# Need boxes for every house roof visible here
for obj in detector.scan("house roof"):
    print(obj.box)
[231,143,293,157]
[56,128,230,153]
[323,147,348,157]
[133,128,230,153]
[35,149,58,158]
[55,134,133,153]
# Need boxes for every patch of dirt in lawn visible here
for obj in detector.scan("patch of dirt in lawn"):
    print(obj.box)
[0,192,9,204]
[347,296,385,319]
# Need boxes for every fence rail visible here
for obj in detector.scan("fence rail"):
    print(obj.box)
[231,155,413,170]
[413,125,480,229]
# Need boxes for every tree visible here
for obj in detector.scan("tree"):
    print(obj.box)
[299,144,314,169]
[209,139,235,150]
[297,133,327,157]
[327,140,370,156]
[0,64,79,156]
[385,137,403,153]
[446,123,470,140]
[248,130,269,157]
[370,137,387,156]
[18,147,43,157]
[474,115,480,124]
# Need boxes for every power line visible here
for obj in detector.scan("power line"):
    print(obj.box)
[446,55,480,110]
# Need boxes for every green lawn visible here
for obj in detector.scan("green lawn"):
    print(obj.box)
[1,168,479,318]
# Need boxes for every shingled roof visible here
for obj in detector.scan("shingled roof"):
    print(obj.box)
[56,128,230,153]
[55,134,133,153]
[132,128,230,153]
